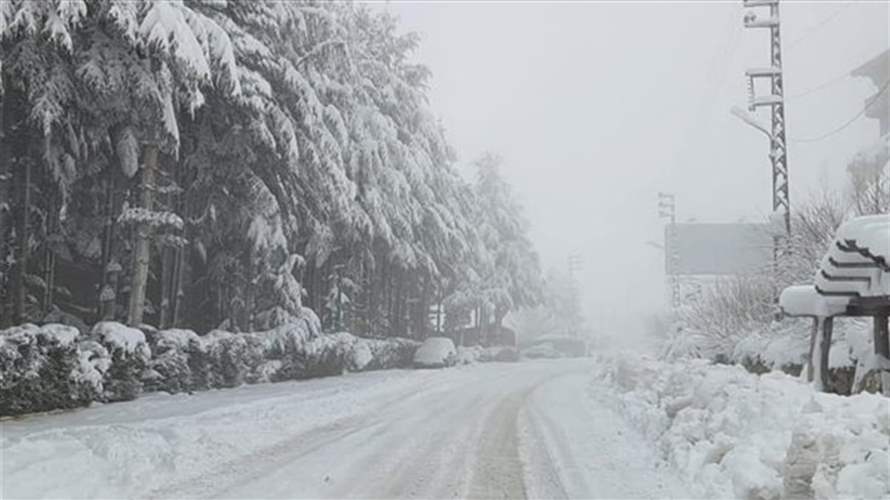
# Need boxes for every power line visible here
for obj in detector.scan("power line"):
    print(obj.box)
[785,3,853,51]
[786,47,883,101]
[786,69,849,100]
[790,79,890,143]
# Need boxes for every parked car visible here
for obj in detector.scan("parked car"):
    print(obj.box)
[522,342,563,359]
[413,337,458,368]
[483,345,520,362]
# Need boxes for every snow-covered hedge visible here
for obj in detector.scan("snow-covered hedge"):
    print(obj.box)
[1,316,421,416]
[592,353,890,500]
[141,326,419,393]
[364,337,421,370]
[0,324,109,415]
[93,322,151,401]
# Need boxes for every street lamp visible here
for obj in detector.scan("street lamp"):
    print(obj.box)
[731,106,773,140]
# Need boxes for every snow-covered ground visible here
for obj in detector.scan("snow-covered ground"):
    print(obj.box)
[2,359,686,499]
[5,353,885,499]
[592,352,890,500]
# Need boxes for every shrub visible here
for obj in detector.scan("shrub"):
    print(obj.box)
[364,337,420,370]
[0,324,109,416]
[145,329,206,393]
[92,322,151,402]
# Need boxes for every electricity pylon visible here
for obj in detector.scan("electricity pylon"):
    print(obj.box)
[741,0,791,264]
[658,192,681,310]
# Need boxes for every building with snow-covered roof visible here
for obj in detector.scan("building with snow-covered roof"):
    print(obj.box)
[851,49,890,135]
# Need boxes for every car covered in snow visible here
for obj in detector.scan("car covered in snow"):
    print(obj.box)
[413,337,458,368]
[521,342,563,359]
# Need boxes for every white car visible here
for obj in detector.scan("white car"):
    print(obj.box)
[413,337,457,368]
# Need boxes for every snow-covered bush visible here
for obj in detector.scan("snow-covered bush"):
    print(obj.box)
[202,330,265,388]
[92,322,151,402]
[0,324,109,415]
[290,332,362,378]
[144,329,204,393]
[138,316,420,392]
[365,337,421,369]
[592,352,890,500]
[671,275,776,361]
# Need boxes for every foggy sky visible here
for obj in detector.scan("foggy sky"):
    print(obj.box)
[379,1,889,337]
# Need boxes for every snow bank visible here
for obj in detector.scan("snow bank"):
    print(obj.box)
[732,324,810,374]
[591,352,890,500]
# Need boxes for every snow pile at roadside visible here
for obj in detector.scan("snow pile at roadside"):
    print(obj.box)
[591,353,890,500]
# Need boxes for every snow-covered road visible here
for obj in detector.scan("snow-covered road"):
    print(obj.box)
[2,359,687,499]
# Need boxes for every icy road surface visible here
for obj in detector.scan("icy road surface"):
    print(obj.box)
[2,359,687,499]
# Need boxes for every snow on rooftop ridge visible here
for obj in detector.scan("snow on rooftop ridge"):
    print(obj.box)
[92,321,147,353]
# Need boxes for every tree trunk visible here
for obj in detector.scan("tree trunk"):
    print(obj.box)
[159,245,174,329]
[127,144,158,326]
[0,90,8,327]
[42,195,56,315]
[171,240,185,327]
[12,154,31,324]
[98,171,116,321]
[1,77,28,326]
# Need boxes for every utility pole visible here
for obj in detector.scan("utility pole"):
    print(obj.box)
[567,253,582,337]
[741,0,791,269]
[658,192,681,310]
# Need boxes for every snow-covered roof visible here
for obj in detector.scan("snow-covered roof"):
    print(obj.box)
[780,214,890,317]
[815,215,890,298]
